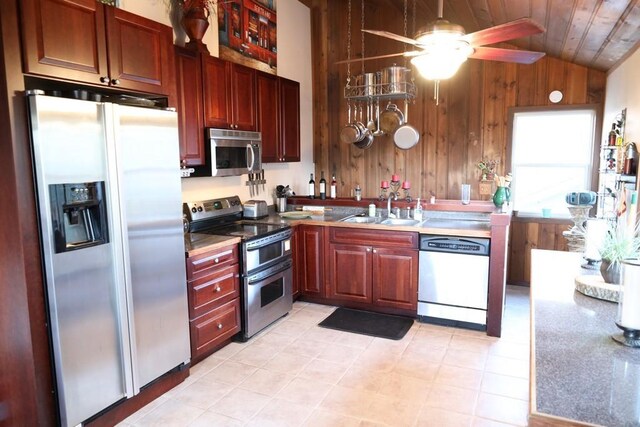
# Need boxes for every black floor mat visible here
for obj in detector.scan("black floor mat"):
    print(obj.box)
[318,307,413,340]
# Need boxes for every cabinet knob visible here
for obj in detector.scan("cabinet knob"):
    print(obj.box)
[111,78,120,85]
[214,258,219,263]
[217,323,223,329]
[372,249,377,253]
[100,76,110,84]
[366,248,371,252]
[215,286,221,292]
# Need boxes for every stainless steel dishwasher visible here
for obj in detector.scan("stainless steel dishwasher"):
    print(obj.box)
[418,234,490,329]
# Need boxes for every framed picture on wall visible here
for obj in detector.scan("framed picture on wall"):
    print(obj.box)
[218,0,277,74]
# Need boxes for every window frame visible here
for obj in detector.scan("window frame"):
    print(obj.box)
[506,104,602,216]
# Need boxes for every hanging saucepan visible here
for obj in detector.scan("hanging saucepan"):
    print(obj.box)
[354,103,373,149]
[379,102,404,134]
[380,65,409,94]
[394,100,419,150]
[340,103,365,144]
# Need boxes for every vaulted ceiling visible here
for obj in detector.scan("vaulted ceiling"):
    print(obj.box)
[301,0,640,71]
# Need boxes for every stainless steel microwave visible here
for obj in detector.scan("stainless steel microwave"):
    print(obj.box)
[192,128,262,177]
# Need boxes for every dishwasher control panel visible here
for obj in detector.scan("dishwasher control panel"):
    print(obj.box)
[419,235,490,255]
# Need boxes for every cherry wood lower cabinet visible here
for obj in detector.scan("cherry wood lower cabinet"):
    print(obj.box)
[297,225,325,298]
[186,244,241,363]
[297,226,418,315]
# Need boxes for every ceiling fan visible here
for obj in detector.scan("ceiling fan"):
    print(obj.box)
[337,0,546,80]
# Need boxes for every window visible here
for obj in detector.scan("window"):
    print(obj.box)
[510,108,597,216]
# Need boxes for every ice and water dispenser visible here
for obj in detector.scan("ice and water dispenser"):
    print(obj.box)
[48,182,109,253]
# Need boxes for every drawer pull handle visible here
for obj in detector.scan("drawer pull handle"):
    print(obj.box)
[214,258,219,263]
[217,323,223,329]
[215,286,221,292]
[372,249,377,253]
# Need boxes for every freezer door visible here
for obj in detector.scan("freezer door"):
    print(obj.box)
[108,104,190,389]
[28,95,131,427]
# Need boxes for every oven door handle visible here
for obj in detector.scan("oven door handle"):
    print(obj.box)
[247,259,293,285]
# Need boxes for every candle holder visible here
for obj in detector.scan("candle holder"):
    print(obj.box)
[613,323,640,348]
[378,187,388,201]
[404,189,412,202]
[389,179,401,199]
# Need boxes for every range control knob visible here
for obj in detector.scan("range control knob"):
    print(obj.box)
[191,207,197,213]
[197,206,203,212]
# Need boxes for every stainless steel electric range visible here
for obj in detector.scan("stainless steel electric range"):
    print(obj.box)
[183,196,293,340]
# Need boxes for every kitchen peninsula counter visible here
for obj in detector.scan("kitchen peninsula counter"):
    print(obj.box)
[530,249,640,427]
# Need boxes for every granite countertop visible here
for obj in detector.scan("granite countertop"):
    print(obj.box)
[530,249,640,427]
[183,233,241,257]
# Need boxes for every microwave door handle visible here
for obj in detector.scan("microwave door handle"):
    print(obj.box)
[247,144,255,171]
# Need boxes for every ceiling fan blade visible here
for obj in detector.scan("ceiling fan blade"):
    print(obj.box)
[362,29,424,47]
[463,18,545,47]
[334,51,421,65]
[469,47,545,64]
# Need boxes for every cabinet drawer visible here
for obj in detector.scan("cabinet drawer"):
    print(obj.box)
[329,228,418,248]
[186,244,238,279]
[189,264,240,319]
[190,298,241,358]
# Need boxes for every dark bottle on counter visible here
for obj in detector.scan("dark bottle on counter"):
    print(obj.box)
[319,171,326,199]
[330,175,337,199]
[608,123,617,146]
[308,173,315,199]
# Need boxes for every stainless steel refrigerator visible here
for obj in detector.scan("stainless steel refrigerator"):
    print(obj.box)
[28,93,190,427]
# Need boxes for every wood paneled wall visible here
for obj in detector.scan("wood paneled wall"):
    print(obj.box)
[308,0,607,201]
[508,217,573,285]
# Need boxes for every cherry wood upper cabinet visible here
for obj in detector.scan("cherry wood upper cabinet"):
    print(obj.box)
[279,77,300,162]
[175,47,205,167]
[104,7,174,94]
[259,74,300,163]
[20,0,174,95]
[257,72,280,162]
[202,58,256,131]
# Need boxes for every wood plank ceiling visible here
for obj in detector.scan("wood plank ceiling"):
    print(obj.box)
[311,0,640,71]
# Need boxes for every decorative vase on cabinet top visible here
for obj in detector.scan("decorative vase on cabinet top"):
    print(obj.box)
[493,186,510,208]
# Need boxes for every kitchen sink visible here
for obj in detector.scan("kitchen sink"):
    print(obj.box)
[379,218,421,226]
[340,215,380,224]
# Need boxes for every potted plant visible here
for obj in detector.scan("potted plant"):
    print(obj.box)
[600,222,640,284]
[477,159,498,181]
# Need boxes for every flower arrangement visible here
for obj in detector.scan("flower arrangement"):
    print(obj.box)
[494,173,512,188]
[477,159,499,181]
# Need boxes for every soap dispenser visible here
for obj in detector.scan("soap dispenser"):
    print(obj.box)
[414,198,423,221]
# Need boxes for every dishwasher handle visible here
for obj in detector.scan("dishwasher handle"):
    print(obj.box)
[419,235,490,256]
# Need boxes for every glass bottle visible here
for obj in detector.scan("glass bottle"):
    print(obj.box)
[308,173,315,199]
[319,171,326,199]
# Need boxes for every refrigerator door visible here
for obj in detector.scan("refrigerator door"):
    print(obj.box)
[108,104,190,389]
[28,95,131,427]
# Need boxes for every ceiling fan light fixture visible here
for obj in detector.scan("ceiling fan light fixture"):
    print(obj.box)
[414,19,466,45]
[410,42,474,80]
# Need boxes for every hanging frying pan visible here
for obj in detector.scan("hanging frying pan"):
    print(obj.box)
[393,100,419,150]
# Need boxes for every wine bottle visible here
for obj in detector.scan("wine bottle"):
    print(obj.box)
[319,171,326,199]
[608,123,617,146]
[330,175,337,199]
[308,173,315,199]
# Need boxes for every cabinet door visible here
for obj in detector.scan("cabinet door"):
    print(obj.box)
[257,72,280,162]
[202,56,231,128]
[327,243,372,304]
[105,7,174,95]
[229,64,257,130]
[290,227,301,299]
[20,0,108,84]
[175,47,205,166]
[279,77,301,162]
[372,247,418,311]
[298,225,324,297]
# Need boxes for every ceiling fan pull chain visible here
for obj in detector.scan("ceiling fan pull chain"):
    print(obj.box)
[361,0,365,76]
[434,80,440,106]
[346,0,351,85]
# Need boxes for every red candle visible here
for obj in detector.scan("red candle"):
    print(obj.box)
[402,181,410,189]
[381,180,389,189]
[391,174,399,182]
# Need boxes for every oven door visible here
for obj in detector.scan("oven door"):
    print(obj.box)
[244,229,292,274]
[243,259,293,339]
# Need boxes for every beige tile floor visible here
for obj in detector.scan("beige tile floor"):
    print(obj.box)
[119,286,531,427]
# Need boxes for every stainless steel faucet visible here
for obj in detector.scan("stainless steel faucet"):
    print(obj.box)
[387,192,398,218]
